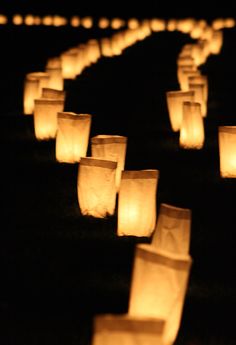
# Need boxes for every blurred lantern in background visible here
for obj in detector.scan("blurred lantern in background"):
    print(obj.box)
[23,76,40,115]
[218,126,236,178]
[179,101,205,149]
[129,244,192,345]
[209,30,223,54]
[150,18,165,32]
[33,99,64,140]
[61,48,78,79]
[45,65,63,90]
[24,14,34,26]
[91,135,127,191]
[166,90,194,131]
[152,203,191,255]
[81,16,93,29]
[12,14,23,25]
[98,17,109,29]
[118,170,159,237]
[167,19,177,31]
[56,113,91,163]
[77,157,117,218]
[70,16,80,27]
[42,88,65,100]
[188,75,208,103]
[189,82,207,117]
[127,18,140,30]
[0,14,7,24]
[100,38,113,57]
[111,18,125,30]
[92,314,165,345]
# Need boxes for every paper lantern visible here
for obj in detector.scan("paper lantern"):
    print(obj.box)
[61,49,78,79]
[129,244,192,345]
[209,30,223,54]
[0,14,7,24]
[111,18,124,30]
[218,126,236,178]
[81,16,93,29]
[23,76,39,115]
[91,135,127,191]
[12,14,23,25]
[152,203,191,255]
[189,83,207,117]
[56,113,91,163]
[188,75,208,102]
[42,88,65,100]
[98,17,109,29]
[179,101,204,149]
[77,157,117,218]
[92,314,165,345]
[46,66,63,90]
[181,69,200,91]
[70,16,80,27]
[118,170,159,237]
[46,57,62,69]
[127,18,140,30]
[150,18,165,32]
[166,91,194,131]
[100,38,113,57]
[177,65,197,90]
[24,14,34,26]
[33,99,64,140]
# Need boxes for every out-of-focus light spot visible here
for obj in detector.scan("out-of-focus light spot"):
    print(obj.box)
[42,15,53,26]
[24,14,34,26]
[150,18,165,31]
[12,14,23,25]
[53,15,67,27]
[98,17,109,29]
[34,16,41,25]
[0,14,7,24]
[81,16,93,29]
[70,16,80,27]
[127,18,140,29]
[111,18,125,29]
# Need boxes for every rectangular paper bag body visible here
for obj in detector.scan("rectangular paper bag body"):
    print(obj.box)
[56,113,91,163]
[118,170,159,237]
[77,157,117,218]
[91,135,127,191]
[129,245,192,344]
[218,126,236,178]
[152,203,191,255]
[92,314,165,345]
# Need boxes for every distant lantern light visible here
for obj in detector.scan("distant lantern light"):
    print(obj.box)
[209,30,223,54]
[166,90,195,132]
[24,14,34,26]
[33,99,64,140]
[129,244,192,345]
[45,66,63,91]
[167,19,177,31]
[152,203,191,255]
[179,101,205,149]
[118,170,159,237]
[34,16,41,25]
[177,18,195,33]
[189,83,206,117]
[224,18,235,28]
[218,126,236,178]
[23,72,50,114]
[177,64,197,90]
[127,18,140,30]
[91,135,127,191]
[0,14,7,24]
[98,17,109,29]
[150,18,165,32]
[100,38,113,57]
[77,157,117,218]
[12,14,23,25]
[56,113,91,163]
[92,314,165,345]
[53,15,67,27]
[70,16,80,27]
[46,57,62,69]
[23,77,39,115]
[188,75,208,103]
[111,18,124,30]
[42,15,53,26]
[181,70,201,91]
[212,18,224,30]
[81,16,93,29]
[41,88,66,100]
[61,48,78,79]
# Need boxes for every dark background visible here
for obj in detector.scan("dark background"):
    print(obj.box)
[0,3,236,345]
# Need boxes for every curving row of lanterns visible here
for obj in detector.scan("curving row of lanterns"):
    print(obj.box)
[21,17,235,345]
